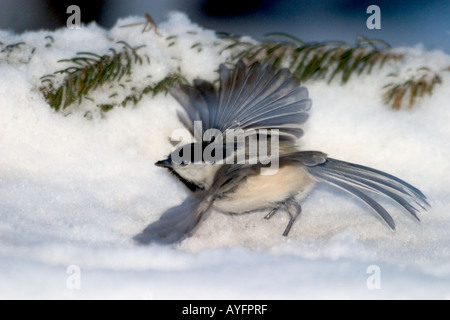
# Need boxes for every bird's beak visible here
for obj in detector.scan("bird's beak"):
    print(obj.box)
[155,158,171,168]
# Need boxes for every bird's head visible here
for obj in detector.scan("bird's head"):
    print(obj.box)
[156,142,223,192]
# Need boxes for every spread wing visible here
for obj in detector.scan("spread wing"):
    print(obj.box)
[169,60,312,143]
[134,192,215,245]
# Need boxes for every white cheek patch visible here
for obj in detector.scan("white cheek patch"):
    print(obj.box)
[175,164,221,190]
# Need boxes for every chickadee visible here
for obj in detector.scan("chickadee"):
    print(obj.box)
[134,60,429,245]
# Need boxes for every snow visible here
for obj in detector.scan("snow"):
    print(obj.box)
[1,12,450,299]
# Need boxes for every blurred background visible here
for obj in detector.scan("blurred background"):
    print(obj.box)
[0,0,449,52]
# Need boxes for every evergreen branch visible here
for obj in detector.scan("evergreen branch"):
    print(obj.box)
[219,33,404,84]
[39,41,147,111]
[119,72,189,108]
[37,21,447,114]
[0,41,36,64]
[383,68,443,109]
[218,32,449,108]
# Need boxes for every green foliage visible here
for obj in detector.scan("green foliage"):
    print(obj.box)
[39,40,189,114]
[218,32,449,109]
[219,33,404,84]
[0,41,36,64]
[37,18,447,114]
[119,72,189,107]
[39,41,147,111]
[383,68,443,109]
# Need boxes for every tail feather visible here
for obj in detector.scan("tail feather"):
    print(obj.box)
[306,157,429,229]
[328,159,429,208]
[314,163,422,220]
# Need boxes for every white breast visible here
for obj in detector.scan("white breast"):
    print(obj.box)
[212,164,315,214]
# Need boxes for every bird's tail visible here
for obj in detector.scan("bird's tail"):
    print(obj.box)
[134,194,213,245]
[305,157,430,229]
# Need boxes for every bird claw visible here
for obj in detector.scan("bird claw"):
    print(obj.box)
[264,206,280,220]
[264,199,302,236]
[283,199,302,236]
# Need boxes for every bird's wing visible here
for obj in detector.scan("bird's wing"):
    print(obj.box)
[222,149,326,173]
[170,60,312,142]
[134,192,215,245]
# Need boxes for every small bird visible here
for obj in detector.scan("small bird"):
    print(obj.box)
[134,60,429,245]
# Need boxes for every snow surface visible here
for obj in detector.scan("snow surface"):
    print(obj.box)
[1,12,450,299]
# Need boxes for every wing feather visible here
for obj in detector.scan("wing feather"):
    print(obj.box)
[170,60,311,141]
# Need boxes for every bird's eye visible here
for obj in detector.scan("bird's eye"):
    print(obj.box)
[180,160,189,166]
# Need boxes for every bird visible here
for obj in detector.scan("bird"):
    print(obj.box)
[134,59,429,245]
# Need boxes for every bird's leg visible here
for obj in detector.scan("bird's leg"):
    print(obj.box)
[264,205,281,220]
[282,198,302,236]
